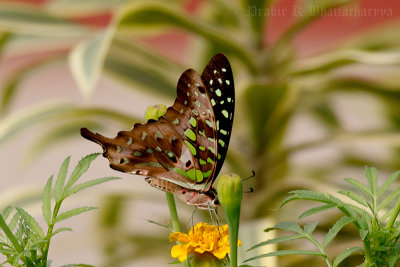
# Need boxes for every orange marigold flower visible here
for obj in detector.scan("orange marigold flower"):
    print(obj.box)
[169,222,241,262]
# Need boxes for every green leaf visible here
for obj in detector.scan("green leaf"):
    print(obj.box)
[0,2,86,36]
[338,190,368,207]
[365,166,378,194]
[64,153,100,191]
[69,29,115,98]
[265,221,303,234]
[322,216,354,248]
[377,170,400,198]
[304,222,318,234]
[0,32,11,59]
[54,156,70,202]
[244,250,325,262]
[42,175,53,225]
[55,206,97,223]
[15,207,44,239]
[332,247,363,267]
[51,227,72,237]
[378,187,400,211]
[1,206,13,220]
[248,234,304,251]
[343,177,372,197]
[64,177,120,197]
[298,204,335,219]
[116,2,257,73]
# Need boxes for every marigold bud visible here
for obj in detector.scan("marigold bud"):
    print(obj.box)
[144,104,167,121]
[217,173,242,267]
[217,173,242,207]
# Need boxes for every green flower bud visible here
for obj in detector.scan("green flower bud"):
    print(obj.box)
[192,253,224,267]
[217,173,242,267]
[144,104,167,121]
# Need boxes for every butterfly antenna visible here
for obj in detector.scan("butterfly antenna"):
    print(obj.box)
[241,170,256,182]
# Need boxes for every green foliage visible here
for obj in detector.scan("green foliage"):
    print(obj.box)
[0,154,119,266]
[247,167,400,266]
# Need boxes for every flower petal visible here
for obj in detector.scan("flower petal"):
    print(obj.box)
[171,244,188,262]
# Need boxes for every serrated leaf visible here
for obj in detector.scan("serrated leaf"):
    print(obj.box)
[248,234,304,251]
[344,178,372,197]
[244,250,325,262]
[64,177,120,198]
[265,221,303,234]
[42,175,53,225]
[365,166,378,194]
[322,216,354,248]
[377,170,400,198]
[51,227,72,237]
[298,204,335,219]
[55,207,97,223]
[338,190,368,207]
[69,29,114,98]
[15,207,44,239]
[8,212,20,231]
[304,222,318,234]
[332,247,363,267]
[64,153,100,191]
[54,156,70,202]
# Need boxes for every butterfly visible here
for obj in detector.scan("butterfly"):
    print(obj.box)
[81,53,234,210]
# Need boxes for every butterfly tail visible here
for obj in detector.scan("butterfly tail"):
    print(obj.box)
[80,128,109,150]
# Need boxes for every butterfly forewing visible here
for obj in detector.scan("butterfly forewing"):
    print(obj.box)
[201,53,235,179]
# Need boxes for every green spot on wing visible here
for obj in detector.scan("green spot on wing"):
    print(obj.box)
[146,148,154,154]
[195,170,204,182]
[195,101,200,107]
[185,129,196,141]
[189,117,197,127]
[204,170,212,178]
[222,110,229,118]
[220,129,227,135]
[134,151,142,156]
[141,132,147,140]
[173,118,179,125]
[215,89,222,97]
[207,157,214,164]
[199,146,205,151]
[205,120,212,128]
[199,159,206,165]
[218,139,225,147]
[116,146,121,153]
[186,169,196,181]
[184,140,197,156]
[174,168,188,178]
[211,99,216,106]
[127,138,133,145]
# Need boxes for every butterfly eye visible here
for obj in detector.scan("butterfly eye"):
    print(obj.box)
[185,160,192,168]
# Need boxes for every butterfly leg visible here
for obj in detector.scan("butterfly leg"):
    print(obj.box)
[187,206,197,229]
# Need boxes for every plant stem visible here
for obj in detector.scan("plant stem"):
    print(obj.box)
[42,201,62,265]
[165,192,189,267]
[0,214,34,267]
[307,234,332,267]
[386,195,400,230]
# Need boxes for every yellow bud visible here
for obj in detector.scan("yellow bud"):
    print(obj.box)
[144,104,167,121]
